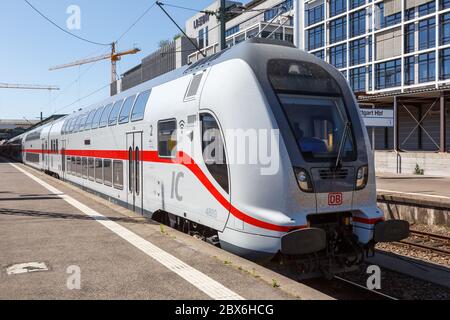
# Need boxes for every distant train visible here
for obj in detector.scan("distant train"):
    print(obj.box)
[4,38,409,277]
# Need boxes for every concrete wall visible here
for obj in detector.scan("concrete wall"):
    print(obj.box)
[375,151,450,176]
[378,193,450,227]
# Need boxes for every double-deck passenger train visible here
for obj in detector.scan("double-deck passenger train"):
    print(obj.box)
[3,38,409,276]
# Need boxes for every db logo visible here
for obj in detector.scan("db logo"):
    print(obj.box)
[328,192,343,206]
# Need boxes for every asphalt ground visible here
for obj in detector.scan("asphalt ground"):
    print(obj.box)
[0,159,331,300]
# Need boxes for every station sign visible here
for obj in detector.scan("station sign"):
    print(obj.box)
[193,14,210,29]
[360,108,394,127]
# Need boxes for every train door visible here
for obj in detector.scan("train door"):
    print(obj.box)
[41,139,48,170]
[126,132,143,215]
[61,140,66,180]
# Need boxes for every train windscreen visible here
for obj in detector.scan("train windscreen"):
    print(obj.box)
[268,59,356,162]
[278,95,355,162]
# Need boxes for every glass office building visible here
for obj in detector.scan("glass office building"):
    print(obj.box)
[300,0,450,155]
[185,0,450,155]
[302,0,450,94]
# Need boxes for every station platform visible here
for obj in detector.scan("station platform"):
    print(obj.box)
[376,174,450,227]
[0,159,330,300]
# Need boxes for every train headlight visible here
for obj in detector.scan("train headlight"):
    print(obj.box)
[355,166,368,190]
[294,167,314,193]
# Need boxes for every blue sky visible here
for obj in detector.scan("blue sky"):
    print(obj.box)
[0,0,214,120]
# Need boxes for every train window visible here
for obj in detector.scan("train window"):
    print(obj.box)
[79,113,89,131]
[88,158,95,181]
[118,95,137,124]
[99,104,113,128]
[95,159,103,183]
[131,90,151,122]
[62,120,68,135]
[68,119,76,133]
[157,119,177,158]
[61,120,68,135]
[108,100,124,126]
[277,95,356,162]
[67,157,71,174]
[72,116,82,133]
[91,107,104,129]
[85,110,96,130]
[200,113,229,193]
[103,159,113,186]
[72,118,79,132]
[76,157,82,177]
[113,160,124,190]
[82,158,88,178]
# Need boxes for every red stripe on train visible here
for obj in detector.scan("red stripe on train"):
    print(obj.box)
[23,148,305,232]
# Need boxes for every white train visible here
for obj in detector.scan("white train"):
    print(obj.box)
[8,39,409,276]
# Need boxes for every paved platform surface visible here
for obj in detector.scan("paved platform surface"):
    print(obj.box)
[0,159,331,300]
[377,174,450,203]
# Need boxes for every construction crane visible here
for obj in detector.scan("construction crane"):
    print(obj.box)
[49,43,141,83]
[0,83,59,90]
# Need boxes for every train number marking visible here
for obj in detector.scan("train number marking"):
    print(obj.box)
[171,171,184,201]
[328,192,343,206]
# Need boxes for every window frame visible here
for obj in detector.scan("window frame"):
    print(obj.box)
[88,158,95,181]
[91,106,104,129]
[157,119,177,158]
[199,112,230,194]
[113,160,124,190]
[108,100,124,126]
[103,159,113,186]
[95,158,103,184]
[118,95,137,124]
[99,103,113,128]
[131,90,151,122]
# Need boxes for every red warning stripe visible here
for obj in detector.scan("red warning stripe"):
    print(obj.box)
[23,148,305,232]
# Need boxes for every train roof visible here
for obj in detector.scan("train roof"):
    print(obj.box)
[19,38,331,137]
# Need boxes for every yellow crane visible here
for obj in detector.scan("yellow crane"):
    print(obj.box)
[0,83,59,90]
[49,43,141,83]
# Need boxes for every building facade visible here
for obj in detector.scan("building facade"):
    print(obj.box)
[186,0,295,63]
[299,0,450,174]
[119,36,197,92]
[184,0,450,175]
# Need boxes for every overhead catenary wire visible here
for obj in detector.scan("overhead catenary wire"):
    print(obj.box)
[53,82,111,114]
[158,2,215,15]
[47,2,157,114]
[23,0,111,46]
[115,1,158,44]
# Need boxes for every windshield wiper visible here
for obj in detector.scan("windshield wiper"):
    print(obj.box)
[334,121,351,170]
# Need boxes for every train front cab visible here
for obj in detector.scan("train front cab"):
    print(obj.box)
[262,53,410,264]
[201,40,409,272]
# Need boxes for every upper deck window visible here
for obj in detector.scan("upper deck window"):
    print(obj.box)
[108,100,124,126]
[131,90,151,122]
[118,95,137,124]
[99,104,113,128]
[85,109,97,130]
[91,106,104,129]
[268,59,341,96]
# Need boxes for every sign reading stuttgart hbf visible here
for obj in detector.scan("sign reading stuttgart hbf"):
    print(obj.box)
[193,14,210,29]
[360,108,394,127]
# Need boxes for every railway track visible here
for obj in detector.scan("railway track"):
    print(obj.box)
[333,276,398,300]
[397,229,450,256]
